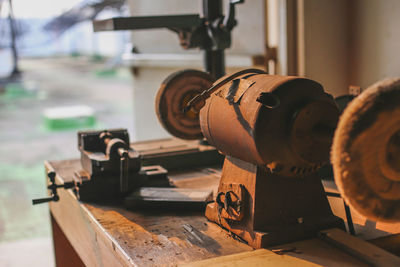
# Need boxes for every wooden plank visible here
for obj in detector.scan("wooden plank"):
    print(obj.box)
[369,234,400,257]
[51,214,85,267]
[87,206,252,266]
[170,168,221,196]
[47,157,400,266]
[181,249,321,267]
[320,228,400,267]
[132,138,201,156]
[269,237,369,267]
[324,179,400,239]
[49,159,399,240]
[47,160,252,267]
[131,138,224,171]
[47,161,134,267]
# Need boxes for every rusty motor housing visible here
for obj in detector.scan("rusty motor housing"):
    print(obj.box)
[199,71,339,177]
[199,70,344,248]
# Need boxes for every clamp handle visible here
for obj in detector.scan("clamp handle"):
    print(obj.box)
[32,195,60,205]
[119,148,130,193]
[32,171,74,205]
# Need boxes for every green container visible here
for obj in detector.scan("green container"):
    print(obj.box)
[43,105,96,130]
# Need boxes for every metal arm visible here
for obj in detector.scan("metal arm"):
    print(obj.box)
[93,14,202,32]
[92,0,244,79]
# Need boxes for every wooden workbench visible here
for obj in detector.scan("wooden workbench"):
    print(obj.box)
[47,158,400,267]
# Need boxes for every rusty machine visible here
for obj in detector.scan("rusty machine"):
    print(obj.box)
[153,68,400,249]
[33,0,400,260]
[168,69,344,248]
[33,69,400,252]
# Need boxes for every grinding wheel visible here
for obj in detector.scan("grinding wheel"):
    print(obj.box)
[155,69,214,140]
[332,78,400,222]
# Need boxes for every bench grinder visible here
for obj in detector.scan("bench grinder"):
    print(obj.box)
[156,68,345,248]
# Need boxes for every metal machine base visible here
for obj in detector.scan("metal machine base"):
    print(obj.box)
[205,157,345,248]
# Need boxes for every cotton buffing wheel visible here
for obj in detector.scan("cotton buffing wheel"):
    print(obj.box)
[332,78,400,222]
[155,69,214,140]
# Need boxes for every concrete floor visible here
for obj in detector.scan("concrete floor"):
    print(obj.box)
[0,56,134,266]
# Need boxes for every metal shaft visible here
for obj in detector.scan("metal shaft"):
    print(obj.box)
[8,0,20,76]
[203,0,225,79]
[204,50,225,79]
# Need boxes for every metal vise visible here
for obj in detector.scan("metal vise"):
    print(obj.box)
[74,129,168,201]
[32,129,169,204]
[77,129,141,193]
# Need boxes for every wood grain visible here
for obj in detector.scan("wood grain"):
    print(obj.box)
[47,160,251,267]
[47,156,400,266]
[320,228,400,266]
[51,214,85,267]
[181,249,321,267]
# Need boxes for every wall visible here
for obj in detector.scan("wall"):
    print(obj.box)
[299,0,400,95]
[349,0,400,89]
[301,0,349,96]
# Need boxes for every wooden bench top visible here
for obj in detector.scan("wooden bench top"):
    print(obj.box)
[47,159,399,266]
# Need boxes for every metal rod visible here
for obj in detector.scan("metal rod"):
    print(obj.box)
[202,0,223,20]
[32,196,54,205]
[326,191,356,236]
[204,50,225,79]
[93,14,202,32]
[202,0,225,79]
[8,0,20,76]
[343,201,356,235]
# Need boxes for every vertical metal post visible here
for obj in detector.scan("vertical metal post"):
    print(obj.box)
[8,0,20,77]
[203,0,225,79]
[343,200,356,235]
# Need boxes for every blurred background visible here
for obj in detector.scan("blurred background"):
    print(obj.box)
[1,0,400,266]
[0,1,265,266]
[0,0,132,266]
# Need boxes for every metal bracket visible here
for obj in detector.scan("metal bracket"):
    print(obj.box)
[216,183,245,221]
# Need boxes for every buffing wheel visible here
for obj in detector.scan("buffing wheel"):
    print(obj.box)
[155,69,214,140]
[332,78,400,222]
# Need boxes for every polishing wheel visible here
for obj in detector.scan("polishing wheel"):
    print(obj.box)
[155,69,214,140]
[332,78,400,222]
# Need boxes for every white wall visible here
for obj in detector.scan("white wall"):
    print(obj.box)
[299,0,400,96]
[349,0,400,89]
[301,0,349,96]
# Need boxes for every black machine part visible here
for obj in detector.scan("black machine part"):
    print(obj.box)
[125,187,213,210]
[93,0,244,79]
[78,129,141,193]
[32,171,75,205]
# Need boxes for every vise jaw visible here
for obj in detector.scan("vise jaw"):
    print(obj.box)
[78,128,141,193]
[75,129,168,201]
